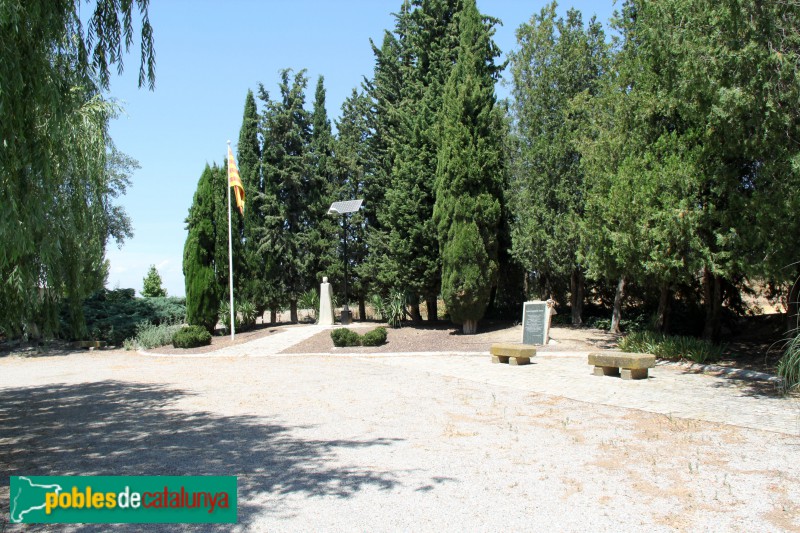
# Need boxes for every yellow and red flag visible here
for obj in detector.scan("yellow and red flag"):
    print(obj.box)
[227,145,245,215]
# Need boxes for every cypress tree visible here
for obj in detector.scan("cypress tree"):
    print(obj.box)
[260,69,312,323]
[434,0,504,334]
[184,165,221,331]
[335,89,374,318]
[238,90,267,314]
[508,4,610,324]
[308,76,338,293]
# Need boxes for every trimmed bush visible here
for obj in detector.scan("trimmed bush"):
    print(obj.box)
[331,328,361,347]
[361,327,388,347]
[172,325,212,349]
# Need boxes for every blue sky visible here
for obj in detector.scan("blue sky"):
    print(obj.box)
[105,0,616,297]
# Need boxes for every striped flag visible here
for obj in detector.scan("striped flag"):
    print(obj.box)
[227,145,245,215]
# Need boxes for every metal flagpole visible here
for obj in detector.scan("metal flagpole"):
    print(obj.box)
[227,141,235,340]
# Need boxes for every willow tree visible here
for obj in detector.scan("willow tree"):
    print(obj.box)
[0,0,155,337]
[433,0,504,334]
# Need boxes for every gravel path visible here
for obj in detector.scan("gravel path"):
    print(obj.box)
[1,332,799,531]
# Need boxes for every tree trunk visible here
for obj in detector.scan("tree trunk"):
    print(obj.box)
[788,275,800,333]
[610,276,626,334]
[462,319,478,334]
[270,308,277,325]
[290,300,298,324]
[656,283,671,333]
[570,269,584,326]
[409,301,422,324]
[358,298,366,322]
[702,268,722,343]
[426,297,438,322]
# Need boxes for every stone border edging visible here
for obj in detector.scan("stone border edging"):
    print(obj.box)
[656,359,783,383]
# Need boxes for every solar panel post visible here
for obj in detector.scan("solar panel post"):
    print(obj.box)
[328,199,363,324]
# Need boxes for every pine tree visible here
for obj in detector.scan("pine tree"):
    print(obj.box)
[434,0,504,334]
[142,265,167,297]
[184,165,220,331]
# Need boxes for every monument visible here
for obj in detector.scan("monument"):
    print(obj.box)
[318,277,335,326]
[522,300,557,345]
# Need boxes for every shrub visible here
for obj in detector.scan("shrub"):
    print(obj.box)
[132,320,183,350]
[331,328,361,347]
[361,327,388,347]
[298,290,320,322]
[172,325,212,349]
[778,332,800,393]
[369,294,386,321]
[238,300,258,330]
[384,291,405,328]
[77,289,186,346]
[619,331,723,364]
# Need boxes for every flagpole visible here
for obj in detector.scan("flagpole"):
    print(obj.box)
[227,140,235,340]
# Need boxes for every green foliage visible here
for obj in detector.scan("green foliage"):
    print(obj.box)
[132,321,184,350]
[330,328,362,348]
[298,290,320,322]
[0,0,153,338]
[79,289,185,346]
[368,294,386,321]
[584,312,651,334]
[259,69,315,321]
[384,291,406,328]
[142,265,167,297]
[508,4,609,318]
[238,300,258,330]
[172,325,212,349]
[361,327,388,347]
[184,165,221,332]
[434,0,504,334]
[778,333,800,393]
[619,331,723,364]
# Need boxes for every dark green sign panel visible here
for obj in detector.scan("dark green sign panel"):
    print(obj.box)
[522,302,547,345]
[9,476,237,524]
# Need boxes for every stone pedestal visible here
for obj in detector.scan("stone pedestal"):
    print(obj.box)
[318,277,335,326]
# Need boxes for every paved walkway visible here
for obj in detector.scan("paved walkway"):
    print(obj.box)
[144,325,800,436]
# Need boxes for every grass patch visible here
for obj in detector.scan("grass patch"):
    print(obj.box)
[777,332,800,393]
[619,331,723,364]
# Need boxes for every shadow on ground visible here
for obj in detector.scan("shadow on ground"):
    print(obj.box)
[0,381,402,531]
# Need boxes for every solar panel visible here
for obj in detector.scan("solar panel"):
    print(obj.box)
[328,199,363,214]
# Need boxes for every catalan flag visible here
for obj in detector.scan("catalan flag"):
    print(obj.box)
[227,145,245,215]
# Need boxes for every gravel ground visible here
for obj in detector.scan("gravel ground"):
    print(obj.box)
[1,344,799,532]
[281,322,619,354]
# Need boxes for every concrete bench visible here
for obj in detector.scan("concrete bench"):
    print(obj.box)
[588,351,655,380]
[490,343,537,366]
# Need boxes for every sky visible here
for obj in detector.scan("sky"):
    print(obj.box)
[105,0,617,297]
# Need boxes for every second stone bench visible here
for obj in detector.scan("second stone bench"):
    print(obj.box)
[588,351,655,380]
[490,343,537,366]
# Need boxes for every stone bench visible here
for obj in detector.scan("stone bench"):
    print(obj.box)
[490,343,537,366]
[588,351,655,380]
